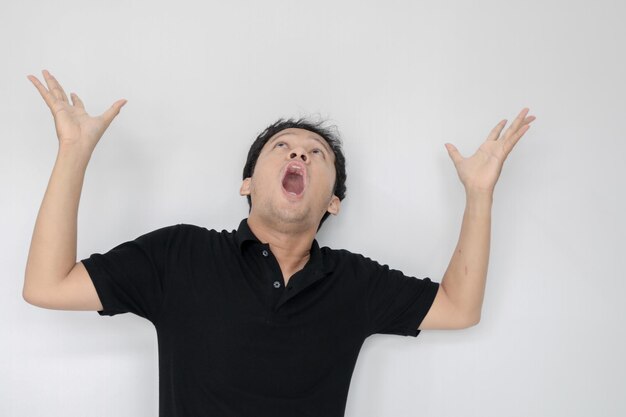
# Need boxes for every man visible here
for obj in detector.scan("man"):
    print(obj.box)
[23,69,535,416]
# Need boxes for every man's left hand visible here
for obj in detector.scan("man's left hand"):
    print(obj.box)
[445,107,536,194]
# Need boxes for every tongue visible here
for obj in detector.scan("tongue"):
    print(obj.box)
[283,173,304,195]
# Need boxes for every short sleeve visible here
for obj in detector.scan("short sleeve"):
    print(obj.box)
[363,255,440,337]
[80,224,181,322]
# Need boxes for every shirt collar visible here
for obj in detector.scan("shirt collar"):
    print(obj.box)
[235,218,330,274]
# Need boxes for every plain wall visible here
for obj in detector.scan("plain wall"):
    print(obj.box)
[2,0,625,416]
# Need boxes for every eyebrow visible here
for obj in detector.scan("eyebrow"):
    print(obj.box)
[268,131,333,155]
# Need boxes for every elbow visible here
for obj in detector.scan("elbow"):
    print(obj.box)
[462,310,481,329]
[466,317,480,328]
[22,285,32,304]
[22,282,42,307]
[22,275,35,305]
[23,288,37,306]
[467,313,481,328]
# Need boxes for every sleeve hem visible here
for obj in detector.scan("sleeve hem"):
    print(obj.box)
[405,279,440,337]
[80,257,119,317]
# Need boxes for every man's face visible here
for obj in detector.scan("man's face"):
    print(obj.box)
[240,128,340,230]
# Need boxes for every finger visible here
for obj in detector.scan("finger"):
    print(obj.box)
[503,107,530,140]
[100,99,128,127]
[487,119,507,141]
[524,115,536,124]
[27,74,56,109]
[503,113,536,146]
[70,92,85,110]
[445,143,463,165]
[43,70,69,103]
[503,123,531,154]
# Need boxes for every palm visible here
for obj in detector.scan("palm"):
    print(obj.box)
[28,70,126,152]
[445,108,536,193]
[49,100,100,145]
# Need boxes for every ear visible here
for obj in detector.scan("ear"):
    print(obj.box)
[240,178,251,196]
[326,195,341,215]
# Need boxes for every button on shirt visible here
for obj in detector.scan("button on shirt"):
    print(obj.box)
[80,218,440,417]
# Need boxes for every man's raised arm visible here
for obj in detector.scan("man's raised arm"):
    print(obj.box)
[419,108,536,330]
[23,69,126,310]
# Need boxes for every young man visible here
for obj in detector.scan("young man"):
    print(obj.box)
[23,69,535,417]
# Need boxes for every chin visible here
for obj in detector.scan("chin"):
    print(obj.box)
[267,206,314,226]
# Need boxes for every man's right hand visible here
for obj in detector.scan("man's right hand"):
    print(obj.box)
[27,69,127,154]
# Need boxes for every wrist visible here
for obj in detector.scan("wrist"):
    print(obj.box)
[58,140,92,156]
[465,189,493,212]
[466,187,494,200]
[57,143,92,168]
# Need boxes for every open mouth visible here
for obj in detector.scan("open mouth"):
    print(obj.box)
[281,162,306,196]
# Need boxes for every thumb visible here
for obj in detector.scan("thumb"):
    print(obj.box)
[101,98,127,126]
[445,143,463,165]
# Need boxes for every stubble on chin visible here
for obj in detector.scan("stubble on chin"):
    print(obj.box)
[268,198,311,225]
[252,194,315,233]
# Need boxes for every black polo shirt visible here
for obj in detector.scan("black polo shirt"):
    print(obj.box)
[81,218,440,417]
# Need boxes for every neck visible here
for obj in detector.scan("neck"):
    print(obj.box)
[246,213,316,273]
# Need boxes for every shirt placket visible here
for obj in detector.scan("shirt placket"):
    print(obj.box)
[258,244,287,312]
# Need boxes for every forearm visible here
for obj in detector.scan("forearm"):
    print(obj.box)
[440,191,493,323]
[23,145,91,298]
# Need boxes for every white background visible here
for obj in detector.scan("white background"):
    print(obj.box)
[2,0,625,416]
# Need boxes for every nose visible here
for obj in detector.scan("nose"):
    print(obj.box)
[289,148,308,162]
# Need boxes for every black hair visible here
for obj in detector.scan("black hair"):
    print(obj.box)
[242,117,347,231]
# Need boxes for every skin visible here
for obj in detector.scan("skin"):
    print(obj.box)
[26,69,126,155]
[23,69,126,306]
[428,108,536,328]
[444,110,535,194]
[24,68,536,330]
[239,128,341,284]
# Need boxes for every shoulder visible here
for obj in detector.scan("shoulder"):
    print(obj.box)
[320,245,378,263]
[133,223,227,248]
[176,223,234,237]
[319,245,384,272]
[175,223,240,248]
